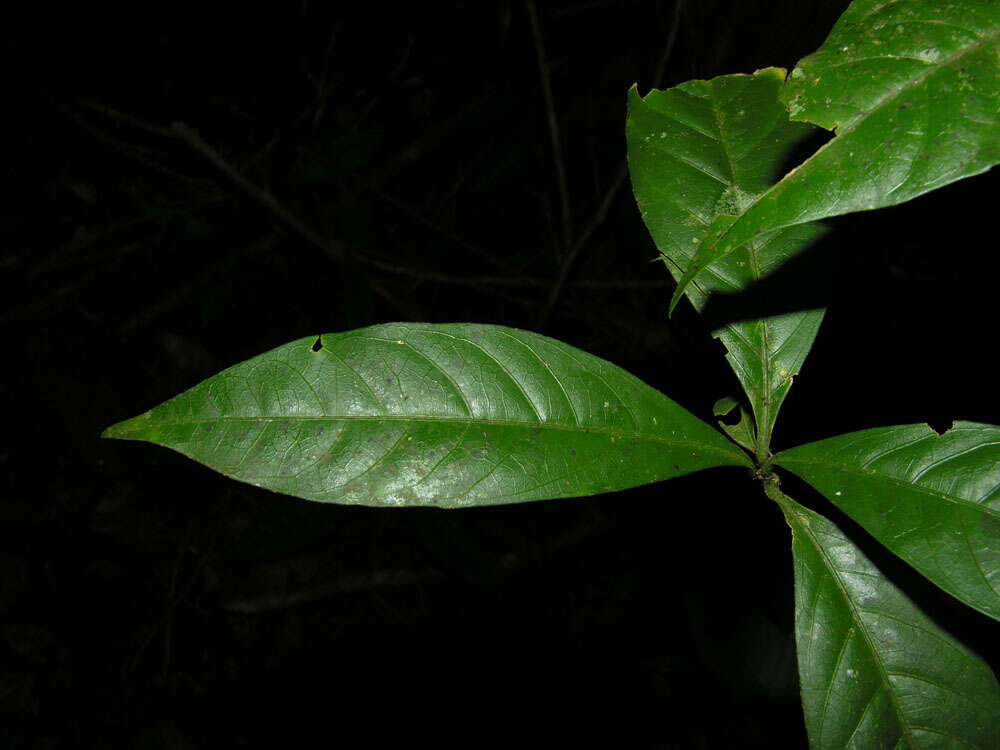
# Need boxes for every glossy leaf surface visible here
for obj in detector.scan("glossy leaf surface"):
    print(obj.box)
[627,69,826,454]
[773,490,1000,748]
[103,323,749,507]
[777,422,1000,622]
[712,396,756,453]
[671,0,1000,308]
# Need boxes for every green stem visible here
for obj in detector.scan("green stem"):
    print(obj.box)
[762,473,788,508]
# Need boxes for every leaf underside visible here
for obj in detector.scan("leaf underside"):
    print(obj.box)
[103,323,749,507]
[776,492,1000,749]
[672,0,1000,307]
[627,69,827,451]
[777,421,1000,623]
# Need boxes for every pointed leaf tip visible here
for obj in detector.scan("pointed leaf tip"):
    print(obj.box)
[667,286,683,316]
[102,410,155,441]
[103,324,750,507]
[627,70,826,447]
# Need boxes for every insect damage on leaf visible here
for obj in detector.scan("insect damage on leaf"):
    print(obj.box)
[927,418,954,436]
[713,184,755,217]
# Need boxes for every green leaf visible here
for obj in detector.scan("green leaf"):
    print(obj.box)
[772,489,1000,749]
[671,0,1000,307]
[712,396,755,453]
[627,70,827,455]
[776,422,1000,623]
[103,323,749,507]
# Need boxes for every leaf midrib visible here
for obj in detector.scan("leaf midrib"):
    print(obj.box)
[706,79,773,453]
[681,23,1000,301]
[792,18,999,135]
[795,516,916,748]
[777,455,1000,519]
[117,414,747,454]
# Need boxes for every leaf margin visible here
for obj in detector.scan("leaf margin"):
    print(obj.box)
[774,420,1000,623]
[103,322,751,507]
[768,483,1000,748]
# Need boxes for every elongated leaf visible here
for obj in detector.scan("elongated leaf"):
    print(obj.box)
[671,0,1000,309]
[772,489,1000,748]
[776,422,1000,623]
[627,69,827,454]
[103,323,749,507]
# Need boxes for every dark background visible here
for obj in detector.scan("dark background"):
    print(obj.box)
[5,0,999,747]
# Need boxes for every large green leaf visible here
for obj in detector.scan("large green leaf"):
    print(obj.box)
[627,69,827,456]
[671,0,1000,310]
[776,422,1000,623]
[772,488,1000,748]
[103,323,749,506]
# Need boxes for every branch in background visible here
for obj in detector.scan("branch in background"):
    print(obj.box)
[536,161,628,329]
[360,257,672,291]
[526,0,573,254]
[73,104,453,323]
[367,276,427,321]
[652,0,685,93]
[77,102,346,266]
[120,234,279,335]
[536,0,685,330]
[224,567,445,615]
[69,104,525,326]
[357,178,527,278]
[170,122,345,264]
[221,513,607,615]
[70,104,208,187]
[70,97,670,333]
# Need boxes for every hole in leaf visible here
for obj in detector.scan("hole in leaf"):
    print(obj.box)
[927,418,953,436]
[774,126,834,181]
[311,335,323,353]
